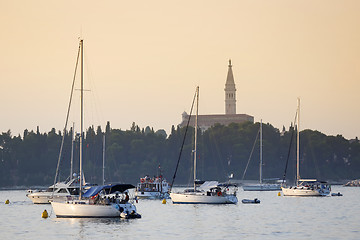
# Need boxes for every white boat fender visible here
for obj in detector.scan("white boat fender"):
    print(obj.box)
[120,212,127,219]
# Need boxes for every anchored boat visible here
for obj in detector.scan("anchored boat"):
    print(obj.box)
[135,175,170,199]
[27,175,85,204]
[51,39,141,218]
[169,86,238,204]
[281,98,331,197]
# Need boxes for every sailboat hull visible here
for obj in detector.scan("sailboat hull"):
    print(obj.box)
[170,192,238,204]
[281,187,330,196]
[243,184,281,191]
[51,201,138,218]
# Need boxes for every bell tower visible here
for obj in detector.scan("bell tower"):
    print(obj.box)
[225,59,236,114]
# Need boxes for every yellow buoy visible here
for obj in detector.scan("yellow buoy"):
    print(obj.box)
[42,209,48,218]
[5,199,10,204]
[277,192,281,196]
[162,199,166,204]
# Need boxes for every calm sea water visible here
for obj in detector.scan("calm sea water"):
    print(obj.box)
[0,186,359,240]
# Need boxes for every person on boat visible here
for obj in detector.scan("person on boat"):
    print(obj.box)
[124,192,129,202]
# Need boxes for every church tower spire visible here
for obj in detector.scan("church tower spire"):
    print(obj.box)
[225,59,236,114]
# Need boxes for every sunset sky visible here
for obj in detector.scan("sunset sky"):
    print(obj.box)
[1,0,359,139]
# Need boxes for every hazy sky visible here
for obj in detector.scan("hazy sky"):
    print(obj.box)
[1,0,359,139]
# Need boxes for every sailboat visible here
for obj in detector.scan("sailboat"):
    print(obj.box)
[242,120,281,191]
[170,86,238,204]
[281,98,331,196]
[51,39,141,218]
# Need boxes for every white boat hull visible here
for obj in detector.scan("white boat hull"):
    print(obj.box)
[170,192,238,204]
[243,184,281,191]
[135,191,169,199]
[27,192,73,204]
[135,191,160,199]
[51,201,137,218]
[281,187,330,196]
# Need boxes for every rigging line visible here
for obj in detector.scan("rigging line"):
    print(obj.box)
[241,126,260,180]
[282,126,295,184]
[169,88,197,192]
[306,132,321,180]
[187,151,194,188]
[209,128,227,181]
[282,111,298,184]
[50,43,81,211]
[84,51,104,128]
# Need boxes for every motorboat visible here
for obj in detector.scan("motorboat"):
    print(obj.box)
[281,98,331,197]
[243,184,281,191]
[27,176,83,204]
[51,184,141,218]
[135,175,170,199]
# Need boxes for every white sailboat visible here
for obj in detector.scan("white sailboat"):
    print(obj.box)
[281,98,331,196]
[170,86,238,204]
[51,39,141,218]
[243,120,281,191]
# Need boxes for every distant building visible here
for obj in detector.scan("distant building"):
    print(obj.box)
[180,60,254,131]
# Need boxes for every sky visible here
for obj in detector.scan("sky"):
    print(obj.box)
[1,0,359,139]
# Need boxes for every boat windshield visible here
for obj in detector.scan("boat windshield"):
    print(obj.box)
[137,183,160,192]
[69,188,80,195]
[184,189,203,193]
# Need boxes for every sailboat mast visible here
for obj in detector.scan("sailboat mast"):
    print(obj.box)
[260,119,263,184]
[79,39,84,200]
[70,122,74,180]
[296,98,300,186]
[193,86,199,191]
[102,134,105,185]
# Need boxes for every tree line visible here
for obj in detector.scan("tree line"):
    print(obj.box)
[0,121,359,188]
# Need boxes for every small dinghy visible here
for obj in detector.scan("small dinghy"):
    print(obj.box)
[242,198,260,204]
[331,192,343,196]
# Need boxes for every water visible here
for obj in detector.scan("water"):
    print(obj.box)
[0,186,359,240]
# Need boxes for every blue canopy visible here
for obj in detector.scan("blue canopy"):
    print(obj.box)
[83,184,135,198]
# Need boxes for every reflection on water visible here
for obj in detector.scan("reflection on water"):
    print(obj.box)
[1,186,360,239]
